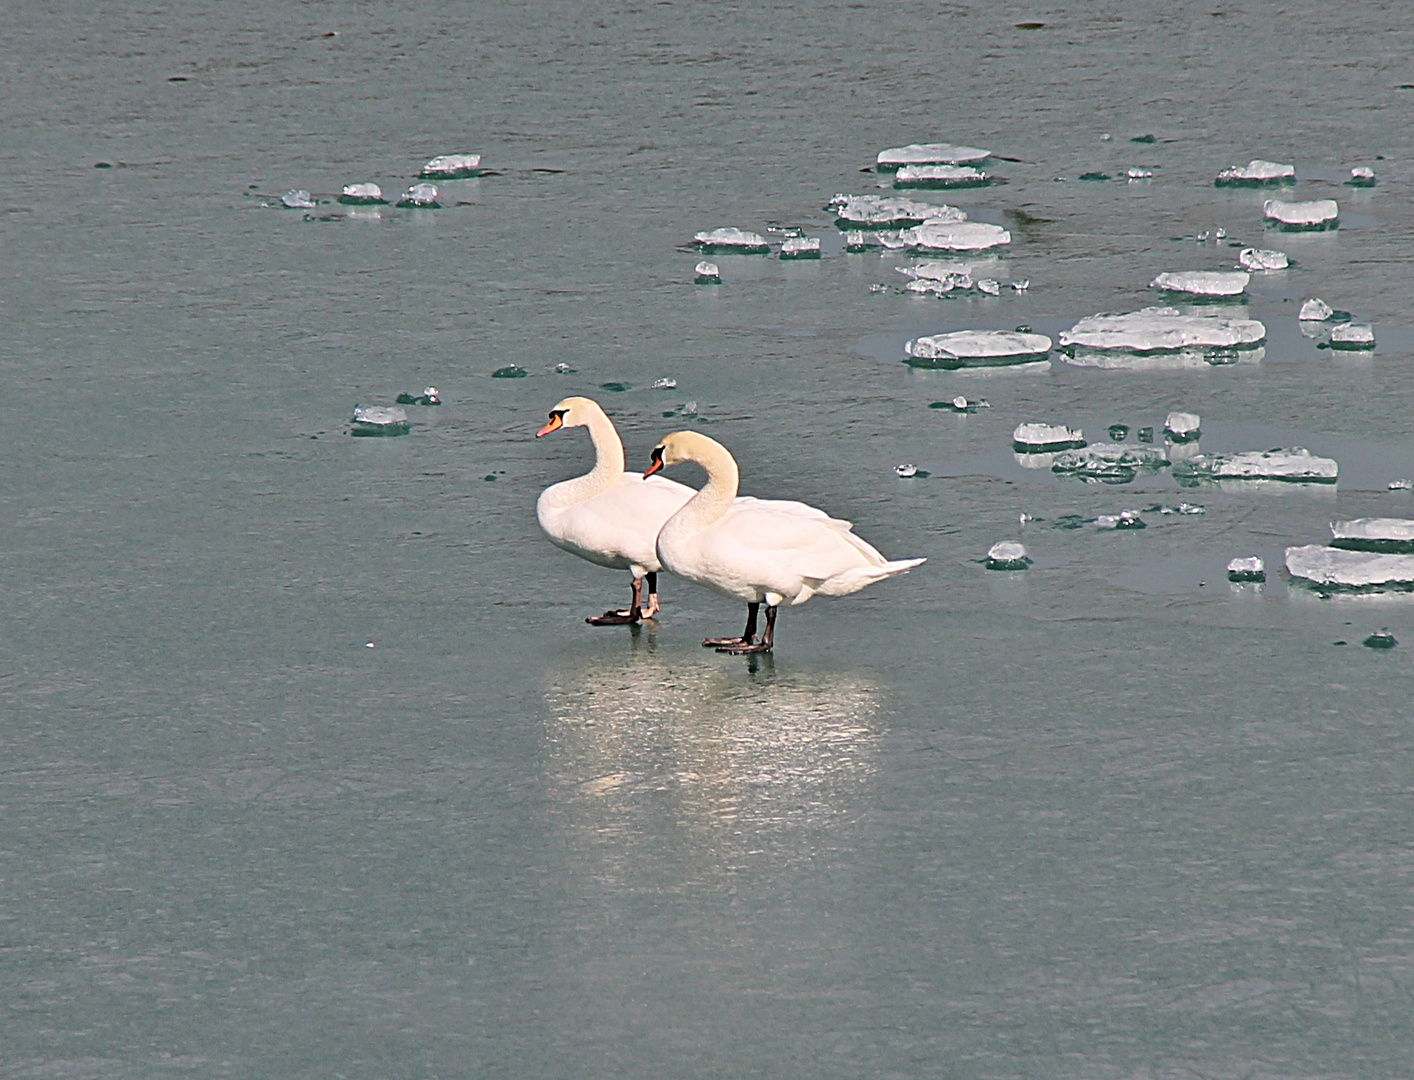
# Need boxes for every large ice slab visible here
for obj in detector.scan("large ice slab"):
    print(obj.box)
[1174,448,1337,484]
[1215,160,1295,187]
[1285,545,1414,589]
[1330,518,1414,553]
[419,154,482,179]
[1059,307,1266,365]
[693,228,770,253]
[904,330,1052,369]
[1014,422,1085,451]
[1238,248,1289,271]
[1150,271,1250,297]
[829,194,965,228]
[876,143,991,169]
[1264,198,1338,230]
[894,164,990,189]
[901,221,1011,252]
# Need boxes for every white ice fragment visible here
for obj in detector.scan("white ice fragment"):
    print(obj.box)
[1175,447,1337,483]
[1164,411,1201,439]
[830,194,964,227]
[894,164,990,187]
[1215,229,1227,239]
[876,143,991,168]
[1011,279,1030,292]
[986,541,1030,569]
[1126,168,1153,180]
[1227,556,1266,579]
[868,283,888,293]
[1100,133,1112,141]
[398,183,440,207]
[351,405,411,436]
[1150,271,1250,297]
[779,235,821,259]
[693,260,720,283]
[419,154,482,179]
[900,221,1011,252]
[1285,545,1414,588]
[1328,323,1374,348]
[1351,166,1375,179]
[894,463,918,478]
[844,231,870,251]
[1050,443,1170,476]
[1097,510,1145,530]
[905,278,955,295]
[976,278,1001,296]
[1389,478,1413,491]
[1330,518,1414,548]
[1060,307,1266,358]
[281,189,315,209]
[906,331,1053,368]
[1264,198,1338,229]
[1239,248,1288,271]
[693,227,769,252]
[1215,159,1295,185]
[1013,422,1085,450]
[1298,297,1334,321]
[339,182,385,204]
[651,378,677,390]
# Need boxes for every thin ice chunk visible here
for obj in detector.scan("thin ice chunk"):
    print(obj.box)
[894,164,990,188]
[1165,411,1201,439]
[1050,443,1169,477]
[1264,198,1338,229]
[901,221,1010,252]
[1239,248,1288,271]
[1215,159,1295,186]
[419,154,482,179]
[1328,323,1374,348]
[1060,307,1266,354]
[1014,422,1085,451]
[1298,297,1334,321]
[1331,518,1414,553]
[780,236,821,259]
[830,194,964,227]
[1150,271,1249,297]
[339,183,385,204]
[693,228,769,252]
[1227,556,1266,581]
[397,183,440,207]
[351,405,411,436]
[281,189,315,209]
[694,260,721,283]
[1175,448,1337,483]
[876,143,991,168]
[1285,545,1414,588]
[986,541,1030,570]
[905,331,1052,368]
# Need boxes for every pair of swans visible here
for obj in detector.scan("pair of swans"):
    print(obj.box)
[536,397,923,653]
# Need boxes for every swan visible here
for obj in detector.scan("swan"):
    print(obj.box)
[536,397,695,624]
[645,430,924,653]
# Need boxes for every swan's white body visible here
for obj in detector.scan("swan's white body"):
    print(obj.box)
[652,431,924,610]
[536,398,695,608]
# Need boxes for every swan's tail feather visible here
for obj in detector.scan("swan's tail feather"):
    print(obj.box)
[816,556,926,597]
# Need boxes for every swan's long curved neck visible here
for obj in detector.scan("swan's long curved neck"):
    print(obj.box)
[555,407,626,502]
[677,438,739,529]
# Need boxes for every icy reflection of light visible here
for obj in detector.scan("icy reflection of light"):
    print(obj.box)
[541,645,882,886]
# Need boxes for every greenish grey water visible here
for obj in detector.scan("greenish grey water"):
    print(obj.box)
[4,3,1414,1077]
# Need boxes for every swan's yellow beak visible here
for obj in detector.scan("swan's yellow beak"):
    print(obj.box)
[643,446,665,478]
[536,412,564,437]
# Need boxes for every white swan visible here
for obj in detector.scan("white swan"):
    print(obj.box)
[536,397,695,624]
[645,431,924,653]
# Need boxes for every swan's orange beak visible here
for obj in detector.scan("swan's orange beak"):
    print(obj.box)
[643,447,665,478]
[536,413,564,438]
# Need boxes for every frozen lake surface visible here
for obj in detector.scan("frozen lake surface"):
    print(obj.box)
[4,3,1414,1078]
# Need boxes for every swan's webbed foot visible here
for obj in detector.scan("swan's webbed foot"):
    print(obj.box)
[702,635,750,648]
[703,601,762,649]
[715,640,771,654]
[587,609,640,626]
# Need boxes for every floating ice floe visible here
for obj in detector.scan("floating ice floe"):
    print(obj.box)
[395,387,441,406]
[1364,629,1398,648]
[351,405,411,436]
[1174,447,1337,484]
[1050,443,1170,482]
[1285,546,1414,590]
[397,183,440,208]
[339,183,386,205]
[1215,159,1295,187]
[1389,478,1413,491]
[901,221,1011,252]
[876,143,991,170]
[1330,518,1414,553]
[692,228,770,253]
[1327,323,1375,350]
[894,463,919,478]
[281,189,316,209]
[780,236,821,259]
[1165,411,1201,441]
[829,194,965,228]
[1059,307,1266,367]
[1150,271,1250,298]
[694,260,721,284]
[905,330,1052,369]
[1126,168,1153,180]
[419,154,482,180]
[1264,198,1338,230]
[928,395,990,413]
[652,377,678,389]
[1239,248,1288,271]
[1097,511,1146,530]
[1347,166,1376,188]
[986,541,1030,570]
[1298,297,1334,321]
[844,231,871,252]
[894,164,991,189]
[1014,422,1085,452]
[1227,556,1266,582]
[977,279,1001,296]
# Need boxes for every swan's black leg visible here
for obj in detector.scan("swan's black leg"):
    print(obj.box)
[642,572,661,618]
[587,576,644,626]
[703,602,758,648]
[717,605,776,654]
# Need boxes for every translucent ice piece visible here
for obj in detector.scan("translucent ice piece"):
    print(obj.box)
[976,278,1001,296]
[1346,166,1376,187]
[876,143,991,169]
[1298,297,1334,321]
[1150,271,1249,297]
[1165,411,1201,440]
[1327,323,1374,349]
[894,463,919,478]
[844,231,871,252]
[1264,198,1338,230]
[1389,478,1413,491]
[829,194,964,228]
[905,331,1052,369]
[652,377,678,389]
[1175,448,1337,484]
[692,228,769,253]
[1215,159,1295,186]
[693,260,721,283]
[1126,168,1153,180]
[419,154,483,179]
[1097,510,1145,530]
[1013,422,1085,451]
[985,541,1030,570]
[339,183,386,205]
[1227,556,1266,582]
[1238,248,1288,271]
[1059,307,1266,361]
[779,235,821,259]
[351,404,411,436]
[1050,443,1169,482]
[281,189,315,209]
[397,183,441,207]
[1330,518,1414,553]
[1285,545,1414,589]
[900,221,1010,252]
[893,164,990,188]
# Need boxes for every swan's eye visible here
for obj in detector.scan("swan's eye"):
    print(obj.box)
[650,446,664,463]
[549,409,567,421]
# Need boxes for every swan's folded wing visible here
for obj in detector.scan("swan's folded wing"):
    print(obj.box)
[706,506,890,581]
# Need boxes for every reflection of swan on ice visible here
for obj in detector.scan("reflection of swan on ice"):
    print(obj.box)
[541,646,883,882]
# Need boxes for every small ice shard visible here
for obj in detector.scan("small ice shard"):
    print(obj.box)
[1100,133,1112,141]
[553,363,575,374]
[1263,198,1338,230]
[1227,556,1266,582]
[1059,307,1266,365]
[397,183,440,208]
[1239,248,1288,271]
[1097,510,1145,530]
[894,463,918,478]
[1215,228,1227,238]
[1011,279,1030,292]
[1174,447,1337,484]
[985,541,1030,570]
[350,404,411,436]
[1347,166,1376,187]
[1150,271,1249,297]
[281,189,315,209]
[1330,518,1414,553]
[1389,478,1413,491]
[1215,159,1296,187]
[976,278,1001,296]
[868,283,888,293]
[1013,422,1085,452]
[693,260,721,284]
[419,154,482,179]
[894,164,991,189]
[928,395,989,413]
[896,263,975,287]
[1286,545,1414,589]
[1051,443,1170,482]
[905,330,1052,369]
[491,364,528,379]
[1327,323,1374,349]
[780,235,821,259]
[1126,168,1153,180]
[692,228,769,253]
[829,194,964,228]
[652,377,678,389]
[1164,411,1201,441]
[844,231,871,252]
[338,183,385,205]
[876,143,991,170]
[905,277,957,296]
[1298,297,1334,321]
[395,387,441,405]
[901,221,1011,252]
